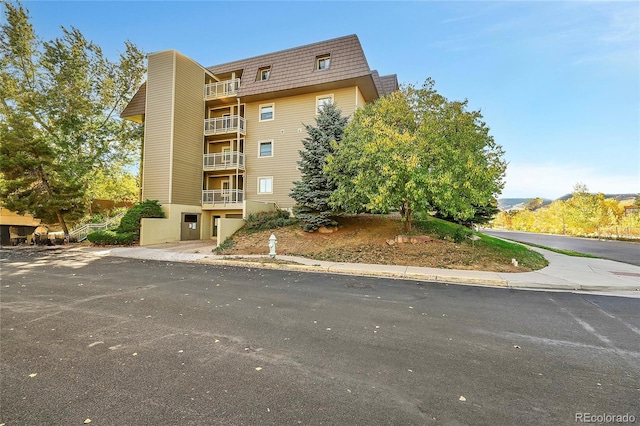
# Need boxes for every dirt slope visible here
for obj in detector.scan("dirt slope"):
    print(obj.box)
[220,214,531,272]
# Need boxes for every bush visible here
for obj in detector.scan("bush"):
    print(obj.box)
[213,237,234,254]
[453,227,472,243]
[414,216,473,242]
[87,230,137,245]
[245,210,298,232]
[117,199,165,235]
[90,214,105,224]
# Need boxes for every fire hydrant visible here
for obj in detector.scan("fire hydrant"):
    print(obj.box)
[268,233,277,258]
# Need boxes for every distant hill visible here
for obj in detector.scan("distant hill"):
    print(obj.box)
[498,198,552,211]
[556,193,638,202]
[499,193,638,211]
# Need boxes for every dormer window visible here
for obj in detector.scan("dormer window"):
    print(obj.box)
[257,66,271,81]
[316,54,330,70]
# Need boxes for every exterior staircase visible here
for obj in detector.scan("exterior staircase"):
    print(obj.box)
[70,212,125,242]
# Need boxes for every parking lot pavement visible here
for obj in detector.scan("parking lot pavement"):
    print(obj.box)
[1,248,639,425]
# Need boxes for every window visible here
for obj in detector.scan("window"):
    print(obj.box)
[222,113,231,130]
[258,140,273,157]
[221,181,230,200]
[257,66,271,81]
[259,103,274,121]
[184,214,198,223]
[222,147,231,163]
[258,177,273,194]
[316,54,330,70]
[316,94,334,114]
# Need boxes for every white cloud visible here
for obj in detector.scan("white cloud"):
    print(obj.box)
[501,162,640,199]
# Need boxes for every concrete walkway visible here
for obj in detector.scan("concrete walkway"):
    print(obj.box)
[100,240,640,296]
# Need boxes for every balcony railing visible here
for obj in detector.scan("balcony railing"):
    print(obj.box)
[202,189,244,206]
[203,151,245,171]
[205,78,240,100]
[204,115,246,136]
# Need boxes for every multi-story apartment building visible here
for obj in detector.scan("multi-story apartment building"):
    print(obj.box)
[121,34,397,246]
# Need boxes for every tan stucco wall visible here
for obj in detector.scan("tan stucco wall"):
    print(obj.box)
[216,218,246,246]
[201,209,243,241]
[139,203,201,245]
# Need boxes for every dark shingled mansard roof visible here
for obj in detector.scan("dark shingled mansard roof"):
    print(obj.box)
[121,35,397,120]
[207,34,396,99]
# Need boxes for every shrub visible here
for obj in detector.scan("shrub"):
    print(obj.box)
[90,214,105,224]
[213,237,234,254]
[245,210,298,232]
[414,216,473,242]
[117,199,165,235]
[453,227,472,243]
[87,230,137,245]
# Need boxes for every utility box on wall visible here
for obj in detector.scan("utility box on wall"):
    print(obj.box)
[180,213,201,241]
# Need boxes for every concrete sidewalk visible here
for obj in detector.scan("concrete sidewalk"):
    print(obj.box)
[100,240,640,295]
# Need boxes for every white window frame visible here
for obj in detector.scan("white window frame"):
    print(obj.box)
[316,54,331,70]
[258,139,274,158]
[259,103,274,122]
[257,177,273,194]
[316,94,334,114]
[222,146,231,163]
[257,66,271,81]
[222,113,231,130]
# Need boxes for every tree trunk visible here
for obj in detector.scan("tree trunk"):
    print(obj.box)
[37,166,69,242]
[56,210,70,242]
[401,203,412,233]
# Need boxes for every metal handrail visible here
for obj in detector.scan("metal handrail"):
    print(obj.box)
[202,189,244,205]
[203,151,245,170]
[204,115,245,135]
[205,78,241,99]
[70,212,125,241]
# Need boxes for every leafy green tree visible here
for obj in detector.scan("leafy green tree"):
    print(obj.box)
[88,169,139,205]
[0,1,145,237]
[511,209,535,232]
[436,197,500,225]
[491,210,513,229]
[290,102,348,231]
[0,108,85,225]
[565,184,603,235]
[536,200,568,234]
[327,79,506,232]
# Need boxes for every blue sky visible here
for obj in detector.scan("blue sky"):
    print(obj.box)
[15,0,640,199]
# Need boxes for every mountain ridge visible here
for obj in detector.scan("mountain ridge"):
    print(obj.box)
[498,193,638,211]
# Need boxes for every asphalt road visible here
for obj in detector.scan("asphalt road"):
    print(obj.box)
[482,229,640,266]
[1,248,639,425]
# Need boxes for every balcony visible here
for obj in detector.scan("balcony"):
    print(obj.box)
[202,189,244,209]
[204,115,246,136]
[203,152,245,171]
[205,78,240,100]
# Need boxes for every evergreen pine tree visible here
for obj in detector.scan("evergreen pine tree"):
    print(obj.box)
[290,102,348,231]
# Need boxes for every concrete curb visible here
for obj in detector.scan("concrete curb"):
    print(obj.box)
[194,257,510,286]
[193,257,638,291]
[101,247,639,293]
